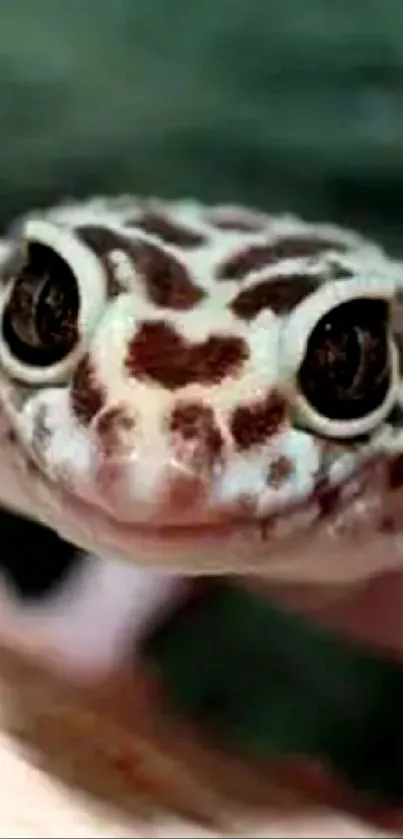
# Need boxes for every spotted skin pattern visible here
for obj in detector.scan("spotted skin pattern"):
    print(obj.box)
[2,196,403,683]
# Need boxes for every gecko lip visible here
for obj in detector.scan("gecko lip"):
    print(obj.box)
[28,448,403,582]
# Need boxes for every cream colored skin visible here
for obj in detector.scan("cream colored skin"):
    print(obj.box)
[0,197,403,679]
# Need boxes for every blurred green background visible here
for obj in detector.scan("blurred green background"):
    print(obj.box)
[2,0,403,251]
[3,0,403,805]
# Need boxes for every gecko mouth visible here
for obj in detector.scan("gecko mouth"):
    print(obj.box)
[25,443,403,582]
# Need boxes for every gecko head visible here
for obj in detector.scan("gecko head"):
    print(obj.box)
[1,202,403,581]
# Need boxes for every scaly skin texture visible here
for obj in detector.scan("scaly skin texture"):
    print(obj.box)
[1,196,403,580]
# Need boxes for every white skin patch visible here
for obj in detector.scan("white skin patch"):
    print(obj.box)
[0,196,403,680]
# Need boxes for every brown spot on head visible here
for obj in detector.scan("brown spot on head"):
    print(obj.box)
[217,244,275,281]
[94,405,136,460]
[169,401,223,473]
[230,274,319,320]
[128,211,207,248]
[207,207,267,233]
[217,237,347,281]
[132,241,205,310]
[77,225,205,311]
[70,353,105,425]
[267,455,294,487]
[126,321,248,390]
[231,391,287,450]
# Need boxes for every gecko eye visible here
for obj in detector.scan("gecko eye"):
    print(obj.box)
[297,297,396,435]
[2,242,79,367]
[0,220,107,385]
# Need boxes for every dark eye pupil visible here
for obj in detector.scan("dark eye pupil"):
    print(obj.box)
[2,243,79,367]
[298,298,391,422]
[320,321,361,391]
